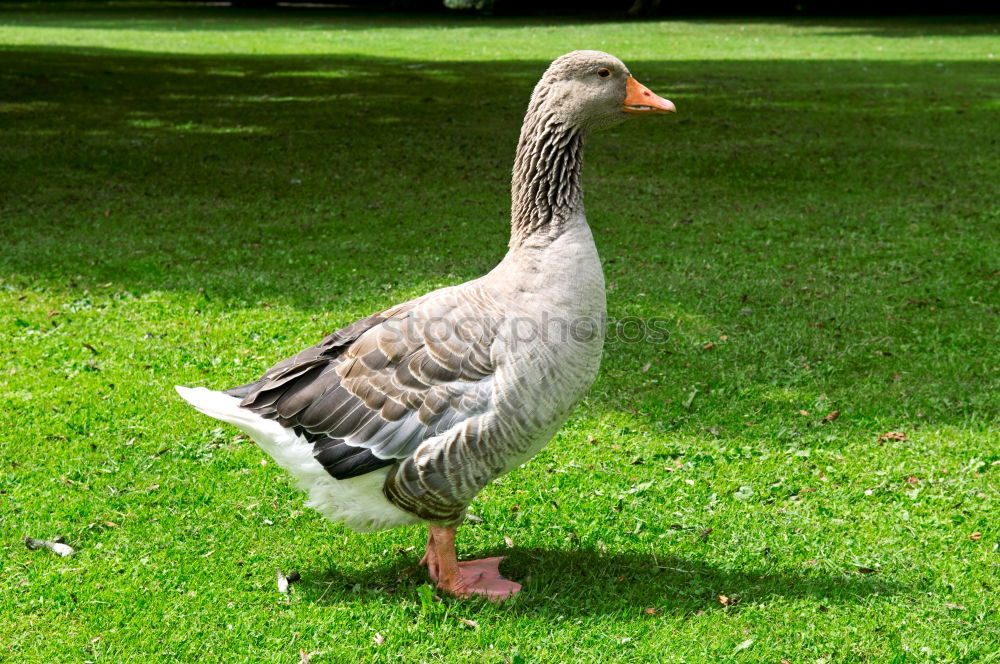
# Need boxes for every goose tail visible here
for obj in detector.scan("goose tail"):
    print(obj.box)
[174,383,341,498]
[175,386,271,436]
[173,385,419,533]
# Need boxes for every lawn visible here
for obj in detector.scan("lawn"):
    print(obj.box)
[1,3,998,662]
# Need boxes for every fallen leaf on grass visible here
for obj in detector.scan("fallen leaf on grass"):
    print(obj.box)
[643,607,657,615]
[718,594,740,607]
[878,431,906,442]
[298,649,317,664]
[798,410,810,416]
[373,633,385,646]
[969,532,983,541]
[698,528,713,538]
[702,343,715,351]
[821,410,840,423]
[857,567,880,575]
[945,603,966,610]
[458,618,479,628]
[907,476,920,485]
[504,535,515,548]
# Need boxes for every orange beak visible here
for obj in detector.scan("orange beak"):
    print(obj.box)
[623,76,675,114]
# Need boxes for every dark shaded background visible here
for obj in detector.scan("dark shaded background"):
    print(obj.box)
[28,0,1000,15]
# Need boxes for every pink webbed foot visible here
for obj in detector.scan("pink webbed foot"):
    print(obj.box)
[453,556,522,601]
[420,526,522,601]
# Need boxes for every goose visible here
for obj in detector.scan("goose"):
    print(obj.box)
[176,50,674,600]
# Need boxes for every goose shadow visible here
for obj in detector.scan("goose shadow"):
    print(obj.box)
[294,546,903,614]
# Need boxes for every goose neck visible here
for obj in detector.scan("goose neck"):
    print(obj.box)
[509,111,585,248]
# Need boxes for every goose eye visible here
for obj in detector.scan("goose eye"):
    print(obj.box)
[597,68,611,78]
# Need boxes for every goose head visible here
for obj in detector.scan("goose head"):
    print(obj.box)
[530,50,675,133]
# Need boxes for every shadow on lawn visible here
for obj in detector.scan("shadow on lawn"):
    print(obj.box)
[2,43,998,424]
[3,45,998,310]
[296,546,900,613]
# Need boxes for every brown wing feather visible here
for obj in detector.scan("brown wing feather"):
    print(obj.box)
[233,295,497,480]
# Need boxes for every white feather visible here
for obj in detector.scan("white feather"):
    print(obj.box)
[174,386,421,533]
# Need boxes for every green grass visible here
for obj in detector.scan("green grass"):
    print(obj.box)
[2,4,999,662]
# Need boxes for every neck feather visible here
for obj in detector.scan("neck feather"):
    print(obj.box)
[509,107,585,248]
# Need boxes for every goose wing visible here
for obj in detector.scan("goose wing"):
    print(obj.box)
[236,291,497,480]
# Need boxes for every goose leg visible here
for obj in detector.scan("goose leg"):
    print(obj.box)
[421,525,521,600]
[419,529,440,582]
